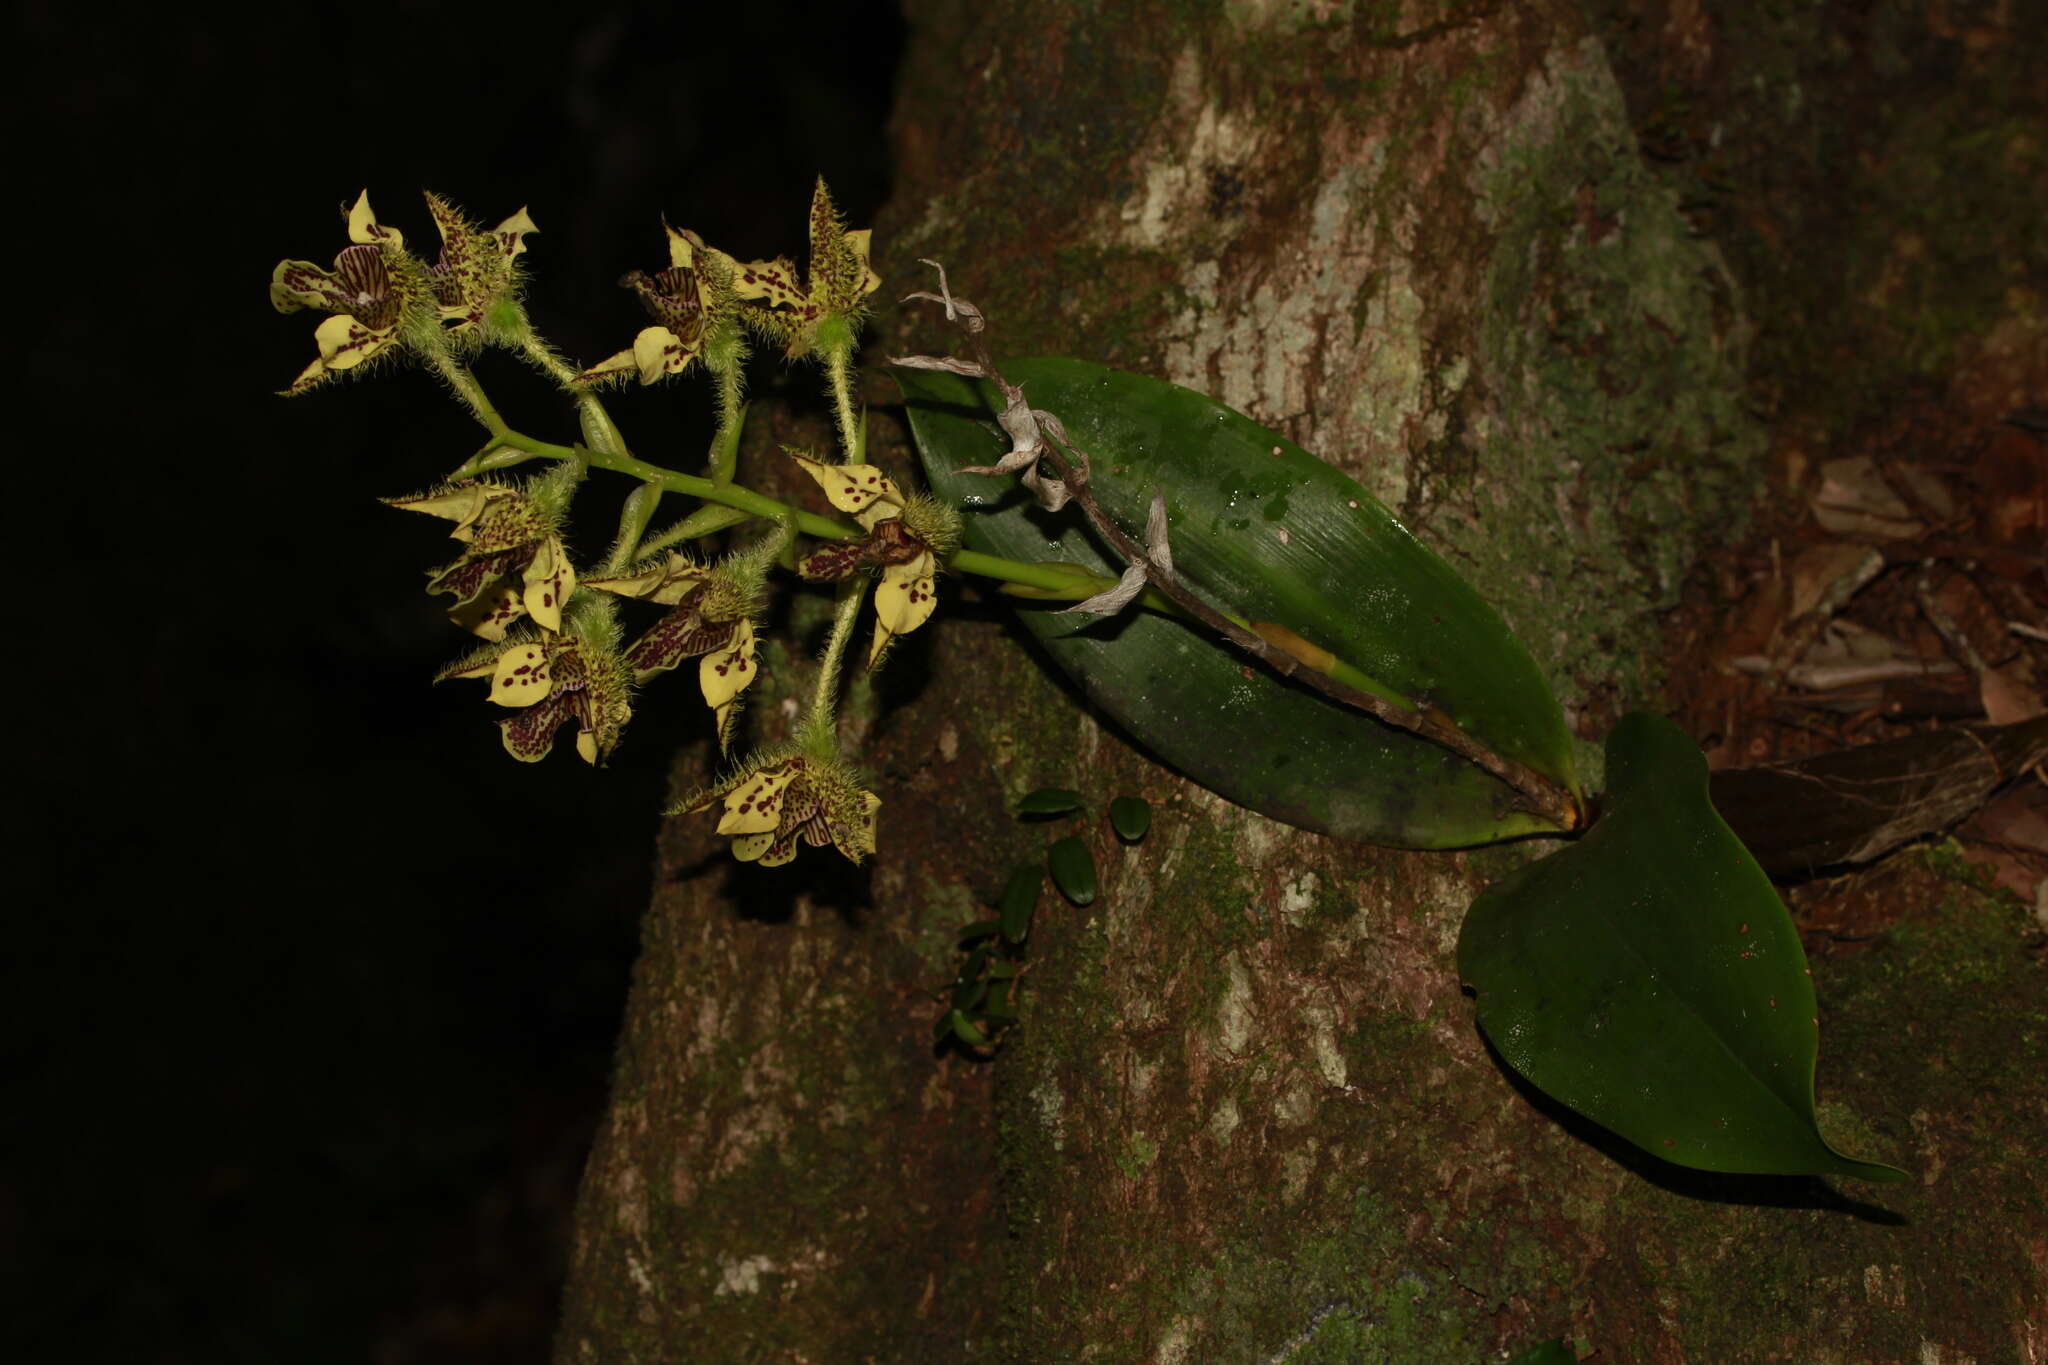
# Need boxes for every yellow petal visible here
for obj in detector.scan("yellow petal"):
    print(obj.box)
[387,484,494,528]
[347,190,401,248]
[488,643,553,707]
[733,257,806,309]
[716,762,797,835]
[573,348,639,385]
[522,537,576,632]
[631,325,698,385]
[576,728,599,765]
[730,830,775,862]
[875,553,938,636]
[584,552,705,603]
[842,791,882,861]
[448,582,525,640]
[788,452,903,527]
[698,619,758,708]
[758,837,799,868]
[493,207,538,258]
[311,313,397,371]
[844,228,881,300]
[282,354,330,395]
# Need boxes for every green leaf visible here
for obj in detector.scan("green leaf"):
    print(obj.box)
[952,974,990,1012]
[1048,836,1097,907]
[999,864,1041,943]
[1457,713,1906,1181]
[958,919,1000,946]
[896,359,1579,850]
[1108,795,1152,842]
[950,1011,991,1047]
[1017,786,1086,817]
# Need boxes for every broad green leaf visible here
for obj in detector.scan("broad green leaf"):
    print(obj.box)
[1457,713,1905,1181]
[1048,836,1097,906]
[1108,795,1152,842]
[1017,787,1086,817]
[896,360,1578,850]
[999,864,1041,943]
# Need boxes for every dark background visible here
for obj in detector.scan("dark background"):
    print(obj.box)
[19,3,904,1359]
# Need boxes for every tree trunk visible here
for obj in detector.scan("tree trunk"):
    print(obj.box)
[556,3,2046,1361]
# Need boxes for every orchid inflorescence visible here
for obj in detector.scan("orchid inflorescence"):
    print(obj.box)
[270,179,1140,869]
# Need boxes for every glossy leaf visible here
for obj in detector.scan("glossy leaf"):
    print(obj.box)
[1017,787,1085,817]
[999,864,1041,943]
[1457,713,1905,1181]
[1108,795,1152,842]
[897,360,1578,849]
[1048,836,1097,907]
[958,919,1000,946]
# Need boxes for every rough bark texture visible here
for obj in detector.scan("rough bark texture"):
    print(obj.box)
[556,2,2045,1361]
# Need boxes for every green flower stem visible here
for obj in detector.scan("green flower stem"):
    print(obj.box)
[639,504,753,556]
[444,402,1422,715]
[604,482,663,572]
[824,344,861,462]
[709,367,744,485]
[429,354,508,433]
[798,580,869,757]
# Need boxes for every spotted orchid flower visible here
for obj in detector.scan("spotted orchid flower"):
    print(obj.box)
[788,452,952,667]
[732,178,881,358]
[681,751,880,867]
[386,479,576,637]
[269,191,426,395]
[438,623,633,765]
[421,192,538,344]
[583,552,762,752]
[576,222,748,386]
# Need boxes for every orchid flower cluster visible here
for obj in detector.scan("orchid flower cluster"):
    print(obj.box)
[272,175,950,871]
[270,180,1121,870]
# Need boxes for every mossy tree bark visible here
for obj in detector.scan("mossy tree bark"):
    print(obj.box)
[555,3,2045,1361]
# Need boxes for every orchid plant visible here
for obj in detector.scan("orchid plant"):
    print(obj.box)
[270,178,1913,1185]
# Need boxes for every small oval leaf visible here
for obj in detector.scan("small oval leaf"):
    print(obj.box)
[1457,712,1906,1181]
[1048,836,1097,907]
[898,360,1579,849]
[950,1011,991,1047]
[957,919,1000,946]
[1017,787,1085,817]
[1108,795,1152,842]
[999,864,1042,943]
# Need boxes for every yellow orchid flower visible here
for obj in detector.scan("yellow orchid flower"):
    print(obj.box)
[680,751,880,867]
[269,191,427,394]
[788,452,955,666]
[584,552,763,752]
[421,192,538,344]
[437,623,633,765]
[576,221,745,386]
[733,178,881,358]
[385,478,576,637]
